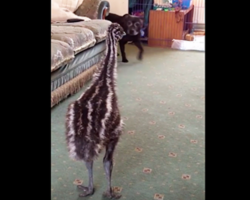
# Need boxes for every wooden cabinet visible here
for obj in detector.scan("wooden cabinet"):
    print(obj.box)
[148,5,194,47]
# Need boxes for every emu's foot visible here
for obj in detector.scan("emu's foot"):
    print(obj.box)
[103,190,122,199]
[77,185,88,191]
[77,185,94,197]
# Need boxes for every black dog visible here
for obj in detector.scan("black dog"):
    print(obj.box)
[106,13,144,63]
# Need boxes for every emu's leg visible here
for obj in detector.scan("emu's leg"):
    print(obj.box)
[78,160,95,197]
[103,138,121,199]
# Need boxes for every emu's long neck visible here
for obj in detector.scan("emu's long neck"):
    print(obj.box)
[92,32,118,88]
[77,30,118,102]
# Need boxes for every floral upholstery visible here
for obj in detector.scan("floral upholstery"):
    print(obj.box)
[51,25,96,54]
[75,0,106,19]
[54,19,111,43]
[51,39,75,72]
[51,0,110,72]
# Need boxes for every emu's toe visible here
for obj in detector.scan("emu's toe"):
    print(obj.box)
[103,190,122,199]
[78,186,94,197]
[77,185,88,191]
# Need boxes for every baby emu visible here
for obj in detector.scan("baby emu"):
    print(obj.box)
[65,23,125,199]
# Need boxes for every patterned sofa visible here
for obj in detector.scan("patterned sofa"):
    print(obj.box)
[51,0,111,107]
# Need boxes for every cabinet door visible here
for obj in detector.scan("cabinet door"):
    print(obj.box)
[148,10,184,47]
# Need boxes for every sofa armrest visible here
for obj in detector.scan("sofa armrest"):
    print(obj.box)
[74,0,110,20]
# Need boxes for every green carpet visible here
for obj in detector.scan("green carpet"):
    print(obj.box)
[51,44,205,200]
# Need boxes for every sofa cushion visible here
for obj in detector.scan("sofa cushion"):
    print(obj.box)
[51,41,106,92]
[51,39,75,72]
[51,0,90,23]
[51,25,96,54]
[54,19,111,43]
[75,0,104,19]
[53,0,84,12]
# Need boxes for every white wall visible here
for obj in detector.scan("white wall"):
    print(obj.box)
[192,0,205,24]
[107,0,128,15]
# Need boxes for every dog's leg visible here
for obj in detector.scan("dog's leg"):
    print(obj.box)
[133,40,144,60]
[78,160,95,197]
[117,43,120,56]
[119,40,128,63]
[103,138,121,199]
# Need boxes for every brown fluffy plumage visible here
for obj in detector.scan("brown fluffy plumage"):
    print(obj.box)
[65,23,125,199]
